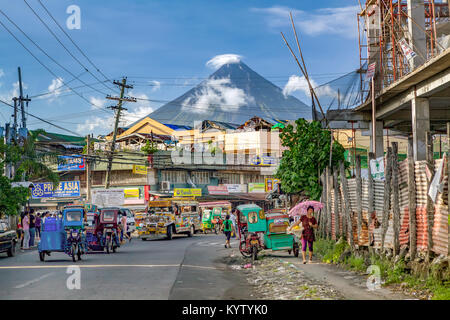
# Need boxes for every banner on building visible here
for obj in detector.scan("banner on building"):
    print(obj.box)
[32,181,80,198]
[399,38,417,60]
[208,185,229,195]
[225,184,247,193]
[265,178,280,192]
[250,155,277,166]
[370,156,385,180]
[91,189,124,207]
[365,62,376,81]
[132,165,148,175]
[57,155,85,171]
[174,188,202,197]
[124,188,140,198]
[248,183,265,193]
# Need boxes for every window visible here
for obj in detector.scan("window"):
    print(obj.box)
[161,170,187,183]
[66,210,82,222]
[259,210,265,220]
[244,173,265,183]
[219,173,240,184]
[192,171,210,184]
[102,210,115,221]
[248,211,258,224]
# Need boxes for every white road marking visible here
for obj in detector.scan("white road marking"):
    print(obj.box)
[14,272,53,289]
[182,264,222,270]
[0,264,180,270]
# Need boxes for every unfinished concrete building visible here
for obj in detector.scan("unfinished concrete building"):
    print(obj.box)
[327,1,450,161]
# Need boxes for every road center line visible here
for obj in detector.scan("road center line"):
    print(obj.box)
[182,264,221,270]
[14,272,53,289]
[0,264,181,270]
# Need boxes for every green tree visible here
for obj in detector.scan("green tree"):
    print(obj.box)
[0,129,59,216]
[275,119,347,200]
[141,140,158,155]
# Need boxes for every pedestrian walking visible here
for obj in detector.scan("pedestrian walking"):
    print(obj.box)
[221,214,233,248]
[121,212,130,243]
[35,213,41,240]
[230,210,237,238]
[16,218,23,249]
[29,210,36,247]
[22,212,30,250]
[289,206,318,264]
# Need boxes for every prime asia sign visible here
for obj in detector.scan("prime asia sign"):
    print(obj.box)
[31,181,80,198]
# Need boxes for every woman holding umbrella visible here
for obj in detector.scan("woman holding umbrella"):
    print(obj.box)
[289,205,318,264]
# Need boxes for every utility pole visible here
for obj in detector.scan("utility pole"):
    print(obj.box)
[86,134,91,202]
[18,67,30,129]
[12,97,18,141]
[104,78,136,189]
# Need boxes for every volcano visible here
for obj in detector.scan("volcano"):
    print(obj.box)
[141,61,311,127]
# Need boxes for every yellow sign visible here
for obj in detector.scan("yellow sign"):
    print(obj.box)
[124,188,140,198]
[174,188,202,197]
[132,165,147,175]
[265,178,280,192]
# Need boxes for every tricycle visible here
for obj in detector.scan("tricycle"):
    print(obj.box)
[236,204,297,262]
[199,201,231,234]
[38,207,88,262]
[95,208,121,253]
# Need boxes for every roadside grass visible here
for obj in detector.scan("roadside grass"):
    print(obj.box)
[315,238,450,300]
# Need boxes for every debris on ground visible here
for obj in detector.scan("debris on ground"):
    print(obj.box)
[222,249,345,300]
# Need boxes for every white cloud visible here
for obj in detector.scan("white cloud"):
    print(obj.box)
[283,75,315,97]
[89,96,106,109]
[283,75,337,99]
[0,81,28,104]
[47,78,64,101]
[0,69,4,78]
[206,54,243,69]
[181,78,254,114]
[76,116,113,134]
[149,80,161,91]
[252,5,359,39]
[77,91,154,134]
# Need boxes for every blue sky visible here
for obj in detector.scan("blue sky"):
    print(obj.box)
[0,0,361,136]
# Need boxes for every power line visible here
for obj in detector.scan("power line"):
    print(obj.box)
[30,78,111,99]
[23,0,116,93]
[0,98,83,136]
[0,9,111,97]
[37,0,112,85]
[0,17,112,115]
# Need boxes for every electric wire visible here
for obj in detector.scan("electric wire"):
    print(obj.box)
[23,0,116,93]
[0,18,112,115]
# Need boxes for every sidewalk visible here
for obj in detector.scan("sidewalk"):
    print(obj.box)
[279,253,412,300]
[222,249,414,300]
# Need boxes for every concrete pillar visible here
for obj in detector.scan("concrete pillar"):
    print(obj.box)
[407,0,427,69]
[411,97,430,161]
[370,120,384,158]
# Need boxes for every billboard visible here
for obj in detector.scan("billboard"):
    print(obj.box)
[132,165,147,175]
[31,181,80,198]
[57,155,85,171]
[174,188,202,197]
[248,183,265,193]
[91,189,124,207]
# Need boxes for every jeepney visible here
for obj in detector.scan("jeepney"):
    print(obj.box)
[139,199,201,240]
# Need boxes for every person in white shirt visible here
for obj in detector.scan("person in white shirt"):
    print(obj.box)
[229,210,237,238]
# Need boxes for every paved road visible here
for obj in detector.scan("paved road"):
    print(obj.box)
[0,233,250,300]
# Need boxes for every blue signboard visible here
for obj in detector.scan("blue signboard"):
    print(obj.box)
[31,181,81,199]
[57,155,85,171]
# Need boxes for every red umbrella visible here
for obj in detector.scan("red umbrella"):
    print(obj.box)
[289,200,323,217]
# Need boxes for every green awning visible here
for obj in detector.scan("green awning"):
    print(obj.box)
[271,123,285,130]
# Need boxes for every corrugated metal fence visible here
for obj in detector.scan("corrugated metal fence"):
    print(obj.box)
[322,157,448,257]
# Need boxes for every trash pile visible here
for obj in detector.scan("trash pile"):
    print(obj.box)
[223,250,344,300]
